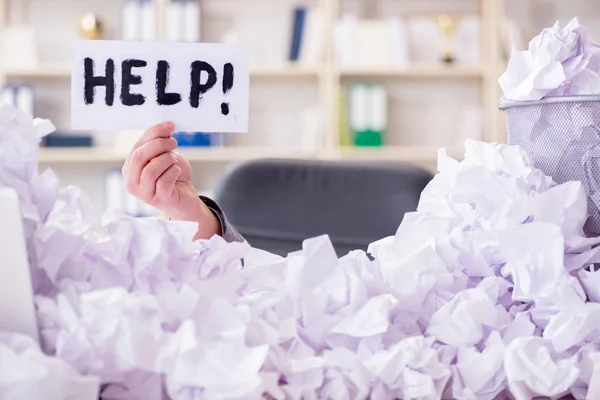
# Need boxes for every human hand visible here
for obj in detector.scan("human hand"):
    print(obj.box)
[122,122,220,240]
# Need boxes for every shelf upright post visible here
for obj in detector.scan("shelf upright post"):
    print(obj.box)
[0,0,7,88]
[481,0,503,143]
[0,0,5,31]
[155,0,169,41]
[321,0,341,158]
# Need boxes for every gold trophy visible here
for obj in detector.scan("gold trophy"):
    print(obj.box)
[79,13,103,40]
[436,14,456,64]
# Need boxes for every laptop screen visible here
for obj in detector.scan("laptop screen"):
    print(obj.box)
[0,187,39,344]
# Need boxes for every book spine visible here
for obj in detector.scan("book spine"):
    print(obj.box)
[0,85,35,116]
[142,202,157,217]
[166,0,184,41]
[371,84,387,140]
[0,86,13,107]
[121,0,141,41]
[387,17,409,68]
[349,84,368,136]
[16,85,34,117]
[289,7,307,61]
[349,84,384,147]
[125,190,143,217]
[105,170,125,212]
[106,169,155,217]
[183,0,201,42]
[141,0,156,41]
[338,88,351,147]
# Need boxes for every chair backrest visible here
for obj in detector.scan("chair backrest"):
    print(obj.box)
[214,158,434,257]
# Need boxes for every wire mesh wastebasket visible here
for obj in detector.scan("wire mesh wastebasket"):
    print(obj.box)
[501,95,600,236]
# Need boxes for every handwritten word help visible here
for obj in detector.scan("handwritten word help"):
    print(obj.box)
[84,59,235,115]
[71,40,249,133]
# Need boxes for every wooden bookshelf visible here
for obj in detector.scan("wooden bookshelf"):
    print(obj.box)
[0,0,506,155]
[0,0,518,205]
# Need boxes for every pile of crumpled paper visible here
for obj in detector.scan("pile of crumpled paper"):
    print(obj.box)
[499,17,600,101]
[2,98,600,400]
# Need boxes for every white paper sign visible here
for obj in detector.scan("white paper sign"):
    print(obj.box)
[71,40,249,133]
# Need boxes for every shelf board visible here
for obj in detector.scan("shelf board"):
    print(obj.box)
[4,66,71,79]
[38,145,464,164]
[6,63,484,79]
[6,65,481,79]
[338,146,464,162]
[180,146,322,161]
[4,66,320,79]
[340,64,485,78]
[251,66,321,78]
[38,146,325,164]
[39,147,127,163]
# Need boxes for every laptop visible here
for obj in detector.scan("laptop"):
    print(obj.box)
[0,186,39,344]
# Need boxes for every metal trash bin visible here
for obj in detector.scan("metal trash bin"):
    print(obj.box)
[501,95,600,236]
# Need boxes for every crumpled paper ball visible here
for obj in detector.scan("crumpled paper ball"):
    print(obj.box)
[0,333,99,399]
[499,17,600,101]
[3,101,600,400]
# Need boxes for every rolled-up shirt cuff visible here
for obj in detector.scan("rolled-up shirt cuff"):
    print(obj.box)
[199,195,245,243]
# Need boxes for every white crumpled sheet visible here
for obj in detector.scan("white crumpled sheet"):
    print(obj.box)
[499,17,600,101]
[2,103,600,399]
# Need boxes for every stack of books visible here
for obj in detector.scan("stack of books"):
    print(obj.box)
[121,0,201,42]
[334,16,409,69]
[346,84,388,147]
[121,0,157,41]
[105,170,159,217]
[166,0,201,42]
[172,131,223,147]
[0,85,34,117]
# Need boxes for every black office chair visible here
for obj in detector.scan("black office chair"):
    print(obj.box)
[213,158,434,257]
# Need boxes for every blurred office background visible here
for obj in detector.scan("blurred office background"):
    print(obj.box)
[0,0,597,219]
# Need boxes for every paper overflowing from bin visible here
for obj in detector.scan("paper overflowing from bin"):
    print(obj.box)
[499,17,600,101]
[4,99,600,399]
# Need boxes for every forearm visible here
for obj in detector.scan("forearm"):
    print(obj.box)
[166,195,244,243]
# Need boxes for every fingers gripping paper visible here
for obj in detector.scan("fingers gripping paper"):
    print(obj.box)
[71,40,250,133]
